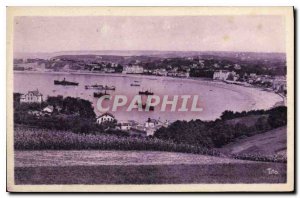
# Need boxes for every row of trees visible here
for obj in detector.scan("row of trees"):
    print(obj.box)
[154,106,287,148]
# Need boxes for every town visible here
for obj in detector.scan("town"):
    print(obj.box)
[13,52,287,96]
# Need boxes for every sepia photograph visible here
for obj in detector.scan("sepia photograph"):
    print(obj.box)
[6,6,294,192]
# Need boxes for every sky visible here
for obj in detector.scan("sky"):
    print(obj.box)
[13,16,285,53]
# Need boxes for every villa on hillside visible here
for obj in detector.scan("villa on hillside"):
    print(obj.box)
[20,89,43,103]
[96,112,115,124]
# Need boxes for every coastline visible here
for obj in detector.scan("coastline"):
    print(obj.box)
[14,70,284,113]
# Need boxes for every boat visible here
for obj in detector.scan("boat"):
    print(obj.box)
[85,84,115,91]
[131,80,141,86]
[103,85,116,91]
[138,90,154,95]
[130,83,140,87]
[54,78,79,86]
[93,90,110,98]
[85,84,104,89]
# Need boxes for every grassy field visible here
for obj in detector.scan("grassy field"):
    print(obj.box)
[220,126,287,156]
[15,163,286,184]
[13,126,287,184]
[14,150,254,167]
[14,126,219,156]
[15,150,286,184]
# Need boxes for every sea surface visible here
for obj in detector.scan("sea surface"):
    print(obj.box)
[14,72,282,123]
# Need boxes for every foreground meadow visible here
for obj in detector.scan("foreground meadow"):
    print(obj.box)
[15,163,286,184]
[14,126,287,184]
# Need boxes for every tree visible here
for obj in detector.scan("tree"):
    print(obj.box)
[268,106,287,128]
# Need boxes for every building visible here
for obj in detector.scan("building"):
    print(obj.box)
[177,72,190,78]
[234,64,241,70]
[122,65,144,74]
[145,118,159,128]
[20,89,43,103]
[158,69,168,76]
[104,68,116,73]
[116,121,131,131]
[213,63,220,68]
[213,70,236,81]
[273,76,287,93]
[96,112,115,124]
[144,118,163,136]
[111,63,118,68]
[28,110,42,117]
[42,105,54,115]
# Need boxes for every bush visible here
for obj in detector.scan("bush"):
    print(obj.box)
[232,153,287,163]
[268,106,287,128]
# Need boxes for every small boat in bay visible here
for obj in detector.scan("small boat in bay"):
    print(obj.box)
[103,85,116,91]
[85,84,104,90]
[85,84,115,91]
[54,78,79,86]
[130,83,140,87]
[131,80,141,86]
[138,90,154,95]
[93,90,110,98]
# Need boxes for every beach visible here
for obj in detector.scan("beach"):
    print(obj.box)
[14,71,283,122]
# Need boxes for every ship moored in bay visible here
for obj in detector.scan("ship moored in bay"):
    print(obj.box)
[139,89,154,95]
[54,78,79,86]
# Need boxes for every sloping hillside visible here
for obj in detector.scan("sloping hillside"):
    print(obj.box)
[220,126,287,156]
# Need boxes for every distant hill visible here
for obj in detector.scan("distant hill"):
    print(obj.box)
[220,126,287,156]
[14,50,286,64]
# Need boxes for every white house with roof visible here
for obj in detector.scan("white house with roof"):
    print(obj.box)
[20,89,43,103]
[96,112,115,124]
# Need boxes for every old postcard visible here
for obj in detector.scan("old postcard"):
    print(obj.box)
[6,7,294,192]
